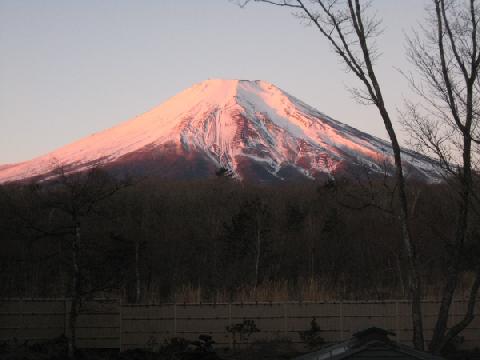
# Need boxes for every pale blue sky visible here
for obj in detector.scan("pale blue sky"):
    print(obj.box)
[0,0,428,164]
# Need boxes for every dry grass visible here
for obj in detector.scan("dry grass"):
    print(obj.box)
[138,273,478,304]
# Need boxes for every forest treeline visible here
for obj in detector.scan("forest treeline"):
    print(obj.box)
[0,169,478,303]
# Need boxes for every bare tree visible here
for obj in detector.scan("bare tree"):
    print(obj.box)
[401,0,480,353]
[24,166,130,358]
[117,192,149,303]
[252,198,270,297]
[241,0,425,349]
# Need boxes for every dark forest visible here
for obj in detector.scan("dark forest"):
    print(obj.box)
[1,169,478,304]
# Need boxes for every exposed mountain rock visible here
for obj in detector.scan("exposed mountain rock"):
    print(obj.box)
[0,79,439,183]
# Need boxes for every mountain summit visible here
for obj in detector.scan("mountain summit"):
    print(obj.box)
[0,79,438,183]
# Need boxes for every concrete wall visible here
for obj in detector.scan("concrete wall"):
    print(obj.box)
[1,299,478,350]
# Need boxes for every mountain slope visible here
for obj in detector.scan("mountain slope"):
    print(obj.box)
[0,79,439,183]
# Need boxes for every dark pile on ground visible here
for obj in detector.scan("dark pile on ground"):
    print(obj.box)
[1,337,478,360]
[445,349,480,360]
[0,336,68,360]
[0,336,300,360]
[223,339,300,360]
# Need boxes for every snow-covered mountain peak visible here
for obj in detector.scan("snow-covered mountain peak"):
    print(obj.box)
[0,79,439,183]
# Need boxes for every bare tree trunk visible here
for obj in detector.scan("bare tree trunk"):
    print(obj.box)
[430,136,474,353]
[440,268,480,349]
[135,237,141,303]
[396,255,406,297]
[383,105,425,350]
[427,0,478,351]
[349,3,425,340]
[253,223,261,297]
[245,0,420,303]
[309,214,315,280]
[68,222,81,359]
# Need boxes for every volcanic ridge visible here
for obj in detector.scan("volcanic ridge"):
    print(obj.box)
[0,79,439,183]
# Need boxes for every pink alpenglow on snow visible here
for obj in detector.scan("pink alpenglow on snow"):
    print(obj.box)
[0,79,439,183]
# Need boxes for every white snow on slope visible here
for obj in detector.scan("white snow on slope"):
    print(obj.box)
[0,79,439,183]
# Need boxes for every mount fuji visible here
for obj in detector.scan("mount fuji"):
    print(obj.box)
[0,79,439,183]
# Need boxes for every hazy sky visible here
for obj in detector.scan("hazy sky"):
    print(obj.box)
[0,0,429,164]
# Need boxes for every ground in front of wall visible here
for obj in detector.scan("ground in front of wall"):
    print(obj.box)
[1,336,479,360]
